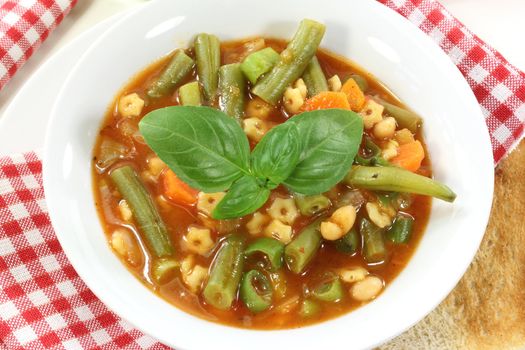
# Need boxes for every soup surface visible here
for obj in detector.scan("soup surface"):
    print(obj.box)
[92,21,443,329]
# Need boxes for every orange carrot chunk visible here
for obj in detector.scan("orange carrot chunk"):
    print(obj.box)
[301,91,350,111]
[390,140,425,172]
[341,78,366,111]
[163,169,199,205]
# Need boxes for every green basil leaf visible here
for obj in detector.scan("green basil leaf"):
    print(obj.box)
[139,106,250,192]
[212,175,270,219]
[283,109,364,195]
[251,122,301,188]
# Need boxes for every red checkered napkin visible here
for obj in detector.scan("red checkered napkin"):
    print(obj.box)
[0,0,77,91]
[0,152,169,349]
[1,1,525,349]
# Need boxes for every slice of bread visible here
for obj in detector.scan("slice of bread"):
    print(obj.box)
[380,138,525,350]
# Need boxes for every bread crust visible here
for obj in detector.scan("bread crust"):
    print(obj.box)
[380,139,525,350]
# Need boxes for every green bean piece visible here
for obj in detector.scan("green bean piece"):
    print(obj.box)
[110,166,173,257]
[312,278,344,302]
[355,137,391,167]
[377,192,398,208]
[388,215,414,244]
[349,74,368,92]
[218,63,246,121]
[152,258,179,284]
[241,47,280,84]
[360,218,387,264]
[240,270,273,313]
[374,97,422,133]
[252,19,326,105]
[299,299,321,318]
[147,50,194,98]
[179,81,202,106]
[203,235,245,310]
[294,193,331,216]
[303,56,328,97]
[195,33,221,102]
[345,166,457,202]
[284,219,323,274]
[244,237,285,271]
[334,228,359,254]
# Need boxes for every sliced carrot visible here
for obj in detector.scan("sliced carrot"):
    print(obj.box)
[341,78,366,111]
[301,91,350,112]
[390,140,425,172]
[162,169,199,205]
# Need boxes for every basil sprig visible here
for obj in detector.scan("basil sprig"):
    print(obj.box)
[139,106,363,219]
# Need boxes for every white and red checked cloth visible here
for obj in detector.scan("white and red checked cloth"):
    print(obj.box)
[1,0,525,349]
[0,0,77,90]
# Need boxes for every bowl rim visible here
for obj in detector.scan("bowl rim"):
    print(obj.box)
[43,0,494,349]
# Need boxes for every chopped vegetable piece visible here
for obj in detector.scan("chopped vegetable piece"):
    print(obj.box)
[195,33,221,102]
[355,136,391,167]
[388,215,414,244]
[312,277,344,302]
[110,166,173,257]
[269,270,287,300]
[302,56,328,97]
[219,63,246,122]
[377,192,399,209]
[96,138,130,170]
[341,78,366,111]
[241,47,280,84]
[360,218,387,264]
[390,140,425,172]
[244,237,285,271]
[301,91,350,111]
[349,74,368,92]
[374,97,422,133]
[152,258,179,284]
[147,50,194,98]
[162,169,199,205]
[179,81,202,106]
[203,235,245,310]
[345,166,456,202]
[252,19,326,105]
[284,219,322,274]
[240,270,273,313]
[334,228,359,254]
[294,193,331,216]
[299,299,321,317]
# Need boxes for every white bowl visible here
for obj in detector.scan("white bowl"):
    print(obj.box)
[43,0,494,349]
